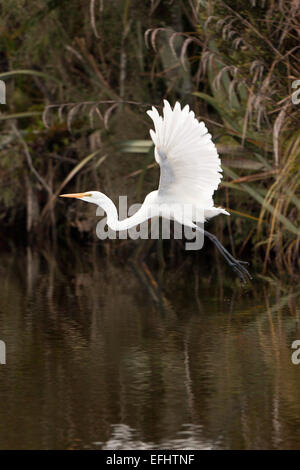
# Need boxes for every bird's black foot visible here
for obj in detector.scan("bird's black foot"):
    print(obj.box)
[237,260,249,266]
[203,229,252,282]
[229,259,252,282]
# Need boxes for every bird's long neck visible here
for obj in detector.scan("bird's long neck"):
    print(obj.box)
[100,195,149,231]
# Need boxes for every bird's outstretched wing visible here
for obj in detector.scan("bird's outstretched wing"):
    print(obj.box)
[147,100,224,210]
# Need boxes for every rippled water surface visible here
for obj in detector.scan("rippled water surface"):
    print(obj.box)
[0,246,299,449]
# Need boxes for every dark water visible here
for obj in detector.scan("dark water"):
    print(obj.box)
[0,245,300,450]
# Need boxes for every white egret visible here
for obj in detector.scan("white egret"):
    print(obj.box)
[61,100,251,281]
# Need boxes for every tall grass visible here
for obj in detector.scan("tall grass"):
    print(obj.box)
[144,0,300,274]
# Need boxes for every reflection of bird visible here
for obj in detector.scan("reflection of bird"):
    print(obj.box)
[61,100,250,281]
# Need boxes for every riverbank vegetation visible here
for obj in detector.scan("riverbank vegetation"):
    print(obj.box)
[0,0,299,278]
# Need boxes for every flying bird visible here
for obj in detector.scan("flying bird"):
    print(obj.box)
[61,100,251,281]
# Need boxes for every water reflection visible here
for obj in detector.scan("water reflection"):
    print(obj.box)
[0,245,299,449]
[94,424,212,450]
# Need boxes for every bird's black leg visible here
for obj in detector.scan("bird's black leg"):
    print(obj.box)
[205,231,249,265]
[200,229,252,282]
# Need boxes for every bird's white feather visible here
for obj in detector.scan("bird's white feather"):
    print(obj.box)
[147,100,227,216]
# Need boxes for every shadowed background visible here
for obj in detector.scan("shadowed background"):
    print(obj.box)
[0,0,299,276]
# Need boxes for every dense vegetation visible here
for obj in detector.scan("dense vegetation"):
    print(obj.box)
[0,0,299,277]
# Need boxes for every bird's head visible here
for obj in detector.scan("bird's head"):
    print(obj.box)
[60,191,106,205]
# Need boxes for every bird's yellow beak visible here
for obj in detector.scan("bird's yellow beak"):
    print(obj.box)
[59,192,92,199]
